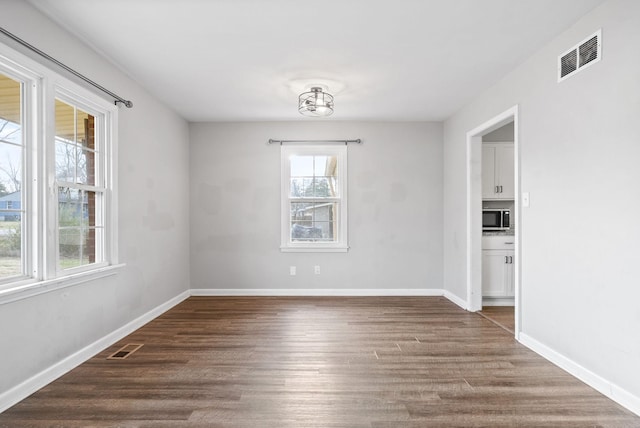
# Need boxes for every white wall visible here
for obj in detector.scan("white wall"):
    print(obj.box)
[0,1,190,397]
[190,121,443,293]
[444,0,640,408]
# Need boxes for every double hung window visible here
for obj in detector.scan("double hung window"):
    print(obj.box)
[281,145,348,252]
[54,97,107,270]
[0,43,118,299]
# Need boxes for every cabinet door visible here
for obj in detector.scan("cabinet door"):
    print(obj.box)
[482,146,497,199]
[482,250,510,297]
[496,145,514,199]
[505,250,515,297]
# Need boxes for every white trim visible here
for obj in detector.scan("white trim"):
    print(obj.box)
[51,87,117,277]
[519,333,640,417]
[0,290,190,413]
[280,144,348,252]
[191,288,447,297]
[280,246,348,253]
[482,297,515,306]
[465,105,520,339]
[0,263,125,305]
[443,290,467,309]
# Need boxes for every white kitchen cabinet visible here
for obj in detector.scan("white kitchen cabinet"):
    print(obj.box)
[482,143,514,200]
[482,236,515,298]
[482,250,514,297]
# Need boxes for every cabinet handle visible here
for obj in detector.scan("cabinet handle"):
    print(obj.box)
[504,242,514,245]
[495,186,499,193]
[509,256,513,264]
[499,185,503,193]
[505,256,508,263]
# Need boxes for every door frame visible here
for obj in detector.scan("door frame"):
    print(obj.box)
[466,105,521,338]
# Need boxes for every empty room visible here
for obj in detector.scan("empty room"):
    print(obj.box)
[0,0,639,426]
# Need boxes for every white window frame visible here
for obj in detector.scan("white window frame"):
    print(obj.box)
[49,87,115,276]
[0,41,120,305]
[0,54,37,285]
[280,144,348,252]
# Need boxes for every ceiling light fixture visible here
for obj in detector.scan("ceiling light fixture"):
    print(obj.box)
[298,87,334,117]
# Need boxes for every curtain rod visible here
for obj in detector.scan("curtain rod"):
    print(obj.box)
[268,139,362,145]
[0,26,133,108]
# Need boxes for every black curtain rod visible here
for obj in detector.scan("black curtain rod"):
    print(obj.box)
[0,26,133,108]
[268,139,362,145]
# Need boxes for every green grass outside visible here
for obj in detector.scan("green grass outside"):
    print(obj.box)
[1,220,92,278]
[0,221,20,230]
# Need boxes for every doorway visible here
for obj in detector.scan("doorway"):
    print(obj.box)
[466,105,520,338]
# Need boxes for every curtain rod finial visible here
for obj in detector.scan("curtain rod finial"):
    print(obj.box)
[115,100,133,108]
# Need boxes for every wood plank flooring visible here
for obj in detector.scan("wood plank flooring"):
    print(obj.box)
[1,297,638,427]
[479,306,515,334]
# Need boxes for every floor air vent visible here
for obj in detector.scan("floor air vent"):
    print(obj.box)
[558,29,601,81]
[107,343,143,360]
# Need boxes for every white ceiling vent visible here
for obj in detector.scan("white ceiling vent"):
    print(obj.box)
[558,29,601,82]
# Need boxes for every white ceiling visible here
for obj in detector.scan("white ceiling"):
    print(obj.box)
[28,0,604,122]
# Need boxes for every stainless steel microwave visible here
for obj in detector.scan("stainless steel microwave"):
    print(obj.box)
[482,208,510,230]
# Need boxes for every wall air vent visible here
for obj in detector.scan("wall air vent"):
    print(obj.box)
[558,29,601,82]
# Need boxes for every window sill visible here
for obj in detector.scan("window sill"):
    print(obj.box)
[0,263,126,305]
[280,246,349,253]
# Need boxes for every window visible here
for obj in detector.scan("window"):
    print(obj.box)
[0,72,24,279]
[281,145,348,252]
[55,98,106,271]
[0,43,118,298]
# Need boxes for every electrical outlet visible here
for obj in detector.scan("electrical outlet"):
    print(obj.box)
[314,265,321,275]
[289,266,296,276]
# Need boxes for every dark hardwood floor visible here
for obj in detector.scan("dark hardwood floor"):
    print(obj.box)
[1,297,638,427]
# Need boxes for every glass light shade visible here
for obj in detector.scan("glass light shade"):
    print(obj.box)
[298,87,334,117]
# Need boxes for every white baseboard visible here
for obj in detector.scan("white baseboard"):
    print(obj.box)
[190,288,446,297]
[443,290,468,309]
[0,290,190,414]
[519,333,640,417]
[482,297,515,306]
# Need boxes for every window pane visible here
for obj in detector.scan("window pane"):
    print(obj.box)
[290,155,314,177]
[58,187,101,269]
[59,227,81,269]
[0,218,22,277]
[290,202,337,242]
[55,100,96,185]
[78,147,96,185]
[0,143,22,194]
[58,187,86,227]
[0,73,24,280]
[290,155,338,198]
[76,109,95,185]
[55,141,76,182]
